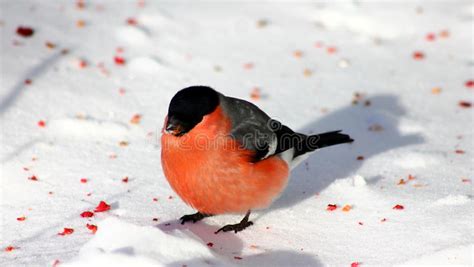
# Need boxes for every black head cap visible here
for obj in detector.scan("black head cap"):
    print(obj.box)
[165,86,220,136]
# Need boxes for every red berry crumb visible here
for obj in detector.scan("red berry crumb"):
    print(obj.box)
[465,80,474,88]
[126,18,138,25]
[38,120,46,127]
[122,176,129,183]
[413,51,425,60]
[28,175,38,181]
[58,228,74,236]
[17,216,26,221]
[80,178,88,183]
[80,211,94,218]
[94,201,111,212]
[207,242,214,247]
[114,56,126,65]
[425,33,436,41]
[351,262,361,267]
[327,204,338,211]
[5,246,17,252]
[393,204,404,210]
[16,26,34,37]
[459,101,472,108]
[25,79,32,85]
[327,46,337,54]
[86,224,98,234]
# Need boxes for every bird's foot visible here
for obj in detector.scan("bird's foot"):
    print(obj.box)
[215,210,253,234]
[180,212,211,225]
[215,220,253,234]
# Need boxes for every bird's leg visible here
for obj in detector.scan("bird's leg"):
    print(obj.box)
[180,212,212,225]
[215,210,253,234]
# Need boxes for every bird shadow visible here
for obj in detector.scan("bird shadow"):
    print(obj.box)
[166,250,322,267]
[0,50,64,116]
[157,219,244,256]
[266,94,424,212]
[157,219,322,267]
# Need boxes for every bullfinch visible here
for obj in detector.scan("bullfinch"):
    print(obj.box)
[161,86,353,233]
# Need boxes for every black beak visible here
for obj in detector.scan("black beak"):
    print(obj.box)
[165,116,185,136]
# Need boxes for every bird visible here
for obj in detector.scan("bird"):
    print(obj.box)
[161,86,353,234]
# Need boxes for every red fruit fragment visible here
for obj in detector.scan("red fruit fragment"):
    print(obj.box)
[80,211,94,218]
[16,26,34,37]
[17,216,26,221]
[38,120,46,127]
[351,262,361,267]
[326,204,337,211]
[80,178,88,183]
[413,51,425,60]
[130,114,142,124]
[465,80,474,88]
[58,228,74,236]
[78,59,87,68]
[455,149,465,154]
[5,246,17,252]
[243,62,254,69]
[25,79,32,85]
[153,198,158,202]
[234,256,243,260]
[44,42,55,49]
[94,201,111,212]
[461,178,471,183]
[52,259,60,267]
[250,87,261,101]
[114,56,126,65]
[327,46,337,54]
[86,224,98,234]
[122,176,129,183]
[393,204,404,210]
[397,179,406,185]
[126,18,138,25]
[459,101,472,108]
[425,33,436,41]
[358,222,364,225]
[28,175,38,181]
[439,30,450,38]
[207,242,214,247]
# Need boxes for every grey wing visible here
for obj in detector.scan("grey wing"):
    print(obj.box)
[219,95,278,161]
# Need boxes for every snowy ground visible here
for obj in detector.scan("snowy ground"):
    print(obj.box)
[1,1,473,266]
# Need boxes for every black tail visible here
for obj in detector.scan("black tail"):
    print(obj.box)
[294,130,353,158]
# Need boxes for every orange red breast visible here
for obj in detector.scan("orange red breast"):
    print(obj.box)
[161,106,289,214]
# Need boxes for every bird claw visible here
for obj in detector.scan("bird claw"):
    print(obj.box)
[180,212,208,225]
[215,221,253,234]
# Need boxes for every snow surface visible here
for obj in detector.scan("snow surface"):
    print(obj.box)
[1,1,473,266]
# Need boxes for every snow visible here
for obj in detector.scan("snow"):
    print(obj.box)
[1,1,473,266]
